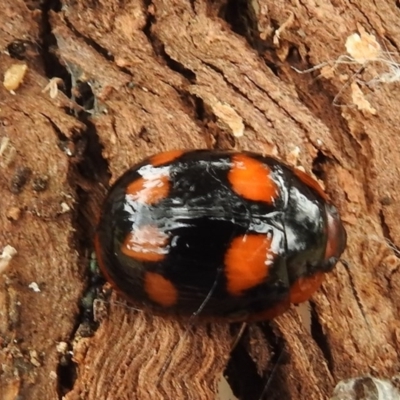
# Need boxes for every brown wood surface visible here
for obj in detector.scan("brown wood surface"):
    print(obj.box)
[1,1,400,399]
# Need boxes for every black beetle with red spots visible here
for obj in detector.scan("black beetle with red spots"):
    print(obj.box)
[95,150,347,321]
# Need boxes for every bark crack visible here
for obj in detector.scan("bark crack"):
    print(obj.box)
[39,1,111,398]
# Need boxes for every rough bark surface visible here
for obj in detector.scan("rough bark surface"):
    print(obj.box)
[1,1,400,399]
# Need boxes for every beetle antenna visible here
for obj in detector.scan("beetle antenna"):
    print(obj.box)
[230,322,247,350]
[257,346,286,400]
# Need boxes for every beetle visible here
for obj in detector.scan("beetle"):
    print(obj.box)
[94,149,347,321]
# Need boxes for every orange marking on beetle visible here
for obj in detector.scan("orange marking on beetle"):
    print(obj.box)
[289,272,325,304]
[150,150,184,167]
[144,272,178,307]
[121,225,169,262]
[225,234,275,296]
[293,168,328,201]
[324,208,347,261]
[325,237,337,261]
[228,154,279,203]
[126,174,170,204]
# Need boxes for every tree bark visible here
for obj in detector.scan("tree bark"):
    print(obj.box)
[1,1,400,399]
